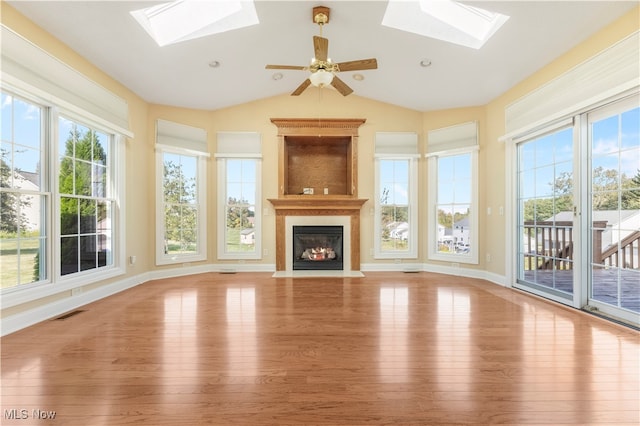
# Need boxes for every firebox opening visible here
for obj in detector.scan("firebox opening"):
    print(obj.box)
[293,225,344,270]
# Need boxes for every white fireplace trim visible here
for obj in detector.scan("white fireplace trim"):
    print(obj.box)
[272,215,363,277]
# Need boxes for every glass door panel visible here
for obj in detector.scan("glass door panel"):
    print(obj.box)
[588,101,640,318]
[516,127,575,302]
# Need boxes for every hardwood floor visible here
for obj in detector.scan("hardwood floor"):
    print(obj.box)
[1,272,639,425]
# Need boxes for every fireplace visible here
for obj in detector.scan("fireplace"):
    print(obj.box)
[268,118,367,275]
[293,226,343,270]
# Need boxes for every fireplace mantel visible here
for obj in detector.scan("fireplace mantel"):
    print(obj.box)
[268,197,367,211]
[268,198,367,272]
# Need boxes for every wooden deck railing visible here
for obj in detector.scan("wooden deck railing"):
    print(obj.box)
[600,230,640,269]
[523,221,639,270]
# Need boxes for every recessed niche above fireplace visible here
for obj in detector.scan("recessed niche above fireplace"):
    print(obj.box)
[270,118,365,198]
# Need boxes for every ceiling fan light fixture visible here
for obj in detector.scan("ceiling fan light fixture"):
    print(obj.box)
[309,69,334,87]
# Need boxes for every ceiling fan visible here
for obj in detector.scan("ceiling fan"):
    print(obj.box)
[265,6,378,96]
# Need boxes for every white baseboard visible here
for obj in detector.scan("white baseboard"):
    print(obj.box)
[211,263,276,273]
[1,272,148,337]
[361,262,424,272]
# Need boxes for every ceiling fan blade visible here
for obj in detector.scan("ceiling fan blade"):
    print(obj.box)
[336,58,378,72]
[265,65,307,70]
[313,36,329,62]
[330,75,353,96]
[291,79,312,96]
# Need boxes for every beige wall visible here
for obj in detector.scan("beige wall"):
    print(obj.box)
[1,2,638,324]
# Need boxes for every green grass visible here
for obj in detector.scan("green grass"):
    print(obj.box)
[226,228,255,253]
[381,238,409,251]
[0,238,40,289]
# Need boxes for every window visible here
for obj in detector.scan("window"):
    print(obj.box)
[58,117,114,275]
[216,132,262,260]
[155,120,208,265]
[427,122,479,264]
[374,133,419,259]
[1,93,47,289]
[0,90,126,294]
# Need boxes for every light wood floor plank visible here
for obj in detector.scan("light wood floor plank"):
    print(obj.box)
[1,272,638,425]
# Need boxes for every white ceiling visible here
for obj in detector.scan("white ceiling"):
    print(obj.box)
[7,1,636,112]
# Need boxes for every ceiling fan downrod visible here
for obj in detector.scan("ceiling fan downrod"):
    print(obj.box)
[313,6,330,36]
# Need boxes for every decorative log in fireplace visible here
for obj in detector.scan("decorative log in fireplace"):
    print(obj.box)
[293,226,343,270]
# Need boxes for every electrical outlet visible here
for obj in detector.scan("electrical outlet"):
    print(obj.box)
[486,253,491,262]
[71,287,82,296]
[129,255,136,265]
[451,262,460,268]
[263,249,268,256]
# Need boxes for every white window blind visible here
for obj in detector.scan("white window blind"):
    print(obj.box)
[504,31,639,139]
[1,25,132,137]
[215,132,262,157]
[156,119,208,156]
[426,121,478,156]
[375,132,418,156]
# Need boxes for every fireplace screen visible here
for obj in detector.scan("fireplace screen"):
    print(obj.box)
[292,226,343,270]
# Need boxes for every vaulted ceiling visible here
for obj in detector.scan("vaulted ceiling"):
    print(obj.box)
[7,1,636,112]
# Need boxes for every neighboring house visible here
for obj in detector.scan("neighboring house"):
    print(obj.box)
[437,219,471,252]
[387,221,409,241]
[452,217,471,246]
[240,228,255,245]
[11,170,41,232]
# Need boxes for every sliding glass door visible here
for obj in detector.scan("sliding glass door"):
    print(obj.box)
[515,95,639,325]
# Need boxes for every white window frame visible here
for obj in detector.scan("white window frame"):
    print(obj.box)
[374,154,419,259]
[427,147,479,264]
[155,145,208,265]
[426,121,479,265]
[55,111,125,280]
[1,87,127,308]
[215,132,262,260]
[216,156,262,260]
[1,91,50,289]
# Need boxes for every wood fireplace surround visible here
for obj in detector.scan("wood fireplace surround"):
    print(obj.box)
[268,118,367,271]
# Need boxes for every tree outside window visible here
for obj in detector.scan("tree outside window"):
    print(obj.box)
[0,93,45,289]
[58,119,112,275]
[162,153,198,255]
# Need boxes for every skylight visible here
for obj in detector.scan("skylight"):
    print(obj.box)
[131,0,258,47]
[382,0,509,49]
